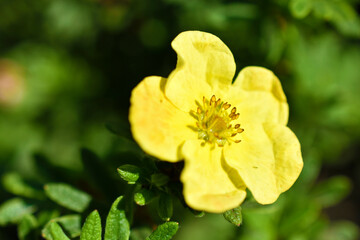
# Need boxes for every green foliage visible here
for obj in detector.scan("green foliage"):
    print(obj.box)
[0,198,36,226]
[80,210,102,240]
[1,173,45,200]
[157,193,173,222]
[42,215,81,239]
[44,183,92,212]
[146,222,179,240]
[104,196,130,240]
[223,206,242,227]
[49,222,70,240]
[18,214,37,240]
[117,165,142,184]
[134,189,156,206]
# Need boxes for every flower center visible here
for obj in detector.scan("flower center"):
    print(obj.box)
[194,95,244,147]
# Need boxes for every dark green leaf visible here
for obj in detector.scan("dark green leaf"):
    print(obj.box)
[18,214,38,240]
[134,189,156,206]
[49,222,70,240]
[157,193,173,221]
[80,210,102,240]
[0,198,36,226]
[188,208,205,218]
[117,165,141,184]
[145,222,179,240]
[150,173,169,187]
[223,206,242,226]
[104,196,130,240]
[44,183,91,212]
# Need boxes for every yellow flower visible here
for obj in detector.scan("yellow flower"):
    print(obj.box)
[129,31,303,213]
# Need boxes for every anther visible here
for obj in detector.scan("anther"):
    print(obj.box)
[231,107,236,114]
[231,133,237,137]
[235,124,240,129]
[223,103,230,109]
[232,113,240,120]
[197,107,201,114]
[234,140,241,143]
[211,95,216,103]
[237,128,244,133]
[216,99,221,106]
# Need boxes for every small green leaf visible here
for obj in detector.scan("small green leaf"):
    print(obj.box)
[311,176,351,207]
[50,222,70,240]
[134,189,156,206]
[290,0,312,18]
[157,193,173,221]
[0,198,36,226]
[189,208,205,218]
[44,183,91,212]
[18,214,38,240]
[145,222,179,240]
[2,172,45,199]
[117,165,141,184]
[150,173,169,187]
[104,196,130,240]
[42,215,81,240]
[80,210,102,240]
[223,206,242,226]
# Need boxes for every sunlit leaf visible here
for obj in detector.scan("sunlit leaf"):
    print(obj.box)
[80,210,102,240]
[104,196,130,240]
[146,222,179,240]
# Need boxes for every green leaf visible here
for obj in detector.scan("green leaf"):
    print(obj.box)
[49,222,70,240]
[150,173,169,187]
[145,222,179,240]
[18,214,38,240]
[117,165,141,184]
[0,198,36,226]
[157,193,173,221]
[290,0,312,18]
[80,210,102,240]
[134,189,156,206]
[311,175,351,207]
[104,196,130,240]
[188,208,205,218]
[2,172,45,199]
[223,206,242,226]
[44,183,91,212]
[42,215,81,240]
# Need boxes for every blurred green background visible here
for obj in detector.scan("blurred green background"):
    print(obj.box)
[1,0,360,239]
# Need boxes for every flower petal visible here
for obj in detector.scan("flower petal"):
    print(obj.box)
[181,140,246,213]
[223,123,302,204]
[230,66,289,125]
[165,31,236,112]
[129,76,195,162]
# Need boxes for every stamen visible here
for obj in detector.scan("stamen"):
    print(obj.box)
[237,128,244,133]
[193,95,243,147]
